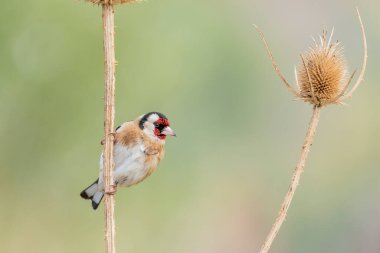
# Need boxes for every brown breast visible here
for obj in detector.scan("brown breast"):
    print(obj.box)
[116,120,165,184]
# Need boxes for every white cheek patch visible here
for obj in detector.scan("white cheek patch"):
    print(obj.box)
[143,124,156,139]
[144,121,154,130]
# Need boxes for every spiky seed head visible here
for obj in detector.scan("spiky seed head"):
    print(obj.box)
[86,0,140,5]
[297,31,348,106]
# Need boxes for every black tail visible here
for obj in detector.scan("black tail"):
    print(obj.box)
[80,179,104,210]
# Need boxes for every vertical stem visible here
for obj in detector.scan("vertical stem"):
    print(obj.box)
[102,3,116,253]
[259,105,322,253]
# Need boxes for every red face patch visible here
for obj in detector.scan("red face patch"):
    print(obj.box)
[154,128,167,140]
[156,118,170,126]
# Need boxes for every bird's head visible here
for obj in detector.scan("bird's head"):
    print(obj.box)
[138,112,176,141]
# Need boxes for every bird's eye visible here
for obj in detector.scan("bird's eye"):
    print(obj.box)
[153,122,166,131]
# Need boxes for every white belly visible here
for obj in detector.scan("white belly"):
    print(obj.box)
[98,142,157,189]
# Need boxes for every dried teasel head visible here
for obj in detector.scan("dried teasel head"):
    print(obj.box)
[296,30,349,106]
[86,0,140,5]
[255,8,367,108]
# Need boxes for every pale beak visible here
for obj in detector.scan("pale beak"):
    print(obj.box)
[161,126,176,137]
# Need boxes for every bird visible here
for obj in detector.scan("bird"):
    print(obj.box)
[80,112,176,210]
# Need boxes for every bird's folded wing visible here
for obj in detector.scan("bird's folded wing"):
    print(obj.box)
[143,146,160,155]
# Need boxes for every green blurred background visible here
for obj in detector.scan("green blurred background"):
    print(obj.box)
[1,0,379,252]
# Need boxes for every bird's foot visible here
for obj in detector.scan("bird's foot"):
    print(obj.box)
[100,132,116,145]
[105,184,117,195]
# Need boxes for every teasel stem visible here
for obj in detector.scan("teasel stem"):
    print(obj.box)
[259,105,321,253]
[102,3,116,253]
[82,1,138,252]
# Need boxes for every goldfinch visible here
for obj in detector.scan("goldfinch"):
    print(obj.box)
[80,112,175,210]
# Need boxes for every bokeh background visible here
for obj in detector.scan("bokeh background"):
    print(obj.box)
[1,0,379,252]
